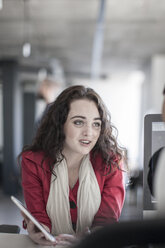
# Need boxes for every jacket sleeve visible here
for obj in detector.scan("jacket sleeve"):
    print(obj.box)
[92,165,125,227]
[21,154,51,231]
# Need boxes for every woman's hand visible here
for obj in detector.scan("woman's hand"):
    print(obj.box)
[21,212,57,246]
[56,234,79,246]
[56,227,91,246]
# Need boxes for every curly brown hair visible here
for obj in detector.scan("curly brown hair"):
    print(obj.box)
[18,85,124,173]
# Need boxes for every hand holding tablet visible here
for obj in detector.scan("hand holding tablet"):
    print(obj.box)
[11,196,56,243]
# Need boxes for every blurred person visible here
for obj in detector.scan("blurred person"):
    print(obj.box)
[36,78,62,126]
[18,85,125,246]
[154,86,165,214]
[147,86,165,197]
[37,78,61,104]
[147,147,164,196]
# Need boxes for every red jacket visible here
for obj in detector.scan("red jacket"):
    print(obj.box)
[22,151,125,232]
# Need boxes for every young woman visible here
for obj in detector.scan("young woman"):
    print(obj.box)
[19,85,125,246]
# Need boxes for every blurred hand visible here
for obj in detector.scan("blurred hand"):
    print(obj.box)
[56,234,78,246]
[56,227,91,246]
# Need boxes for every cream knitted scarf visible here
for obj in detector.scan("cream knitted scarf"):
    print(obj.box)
[46,154,101,236]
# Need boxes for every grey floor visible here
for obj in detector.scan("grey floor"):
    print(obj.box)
[0,185,143,234]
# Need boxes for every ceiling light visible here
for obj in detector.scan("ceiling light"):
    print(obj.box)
[0,0,3,10]
[22,42,31,57]
[22,0,31,58]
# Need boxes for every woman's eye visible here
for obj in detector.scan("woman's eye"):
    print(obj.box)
[93,122,101,128]
[73,120,84,126]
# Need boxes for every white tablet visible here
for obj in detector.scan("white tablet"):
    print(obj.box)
[11,196,56,242]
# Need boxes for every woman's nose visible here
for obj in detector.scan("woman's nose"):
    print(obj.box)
[82,125,92,136]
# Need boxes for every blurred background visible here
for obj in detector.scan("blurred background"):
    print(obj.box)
[0,0,165,232]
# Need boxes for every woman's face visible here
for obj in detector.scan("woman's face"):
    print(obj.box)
[63,99,101,158]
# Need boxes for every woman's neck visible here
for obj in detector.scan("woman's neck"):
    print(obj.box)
[62,151,85,169]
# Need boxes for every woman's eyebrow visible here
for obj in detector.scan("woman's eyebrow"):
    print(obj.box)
[70,116,101,120]
[94,117,101,121]
[70,115,86,119]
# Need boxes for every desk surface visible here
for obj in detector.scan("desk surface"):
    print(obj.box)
[0,233,63,248]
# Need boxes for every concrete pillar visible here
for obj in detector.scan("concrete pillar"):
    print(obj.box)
[0,60,22,194]
[23,91,35,146]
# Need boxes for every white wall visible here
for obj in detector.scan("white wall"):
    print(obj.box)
[151,55,165,113]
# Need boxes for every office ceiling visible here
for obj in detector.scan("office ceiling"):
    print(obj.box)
[0,0,165,81]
